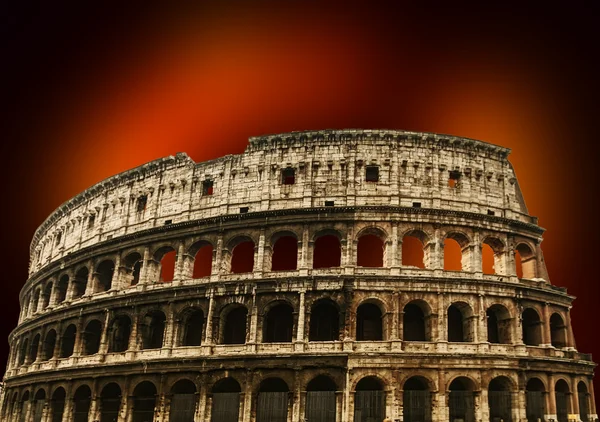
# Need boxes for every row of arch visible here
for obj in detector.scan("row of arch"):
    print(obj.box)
[10,298,572,370]
[2,375,594,422]
[22,228,540,320]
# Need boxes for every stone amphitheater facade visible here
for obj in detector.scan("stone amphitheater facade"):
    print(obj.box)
[1,129,596,422]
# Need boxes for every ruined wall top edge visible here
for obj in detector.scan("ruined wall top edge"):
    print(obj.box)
[29,129,529,271]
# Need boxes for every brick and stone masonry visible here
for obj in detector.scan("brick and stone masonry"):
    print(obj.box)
[1,129,596,422]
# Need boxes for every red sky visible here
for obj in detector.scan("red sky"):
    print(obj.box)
[3,3,599,397]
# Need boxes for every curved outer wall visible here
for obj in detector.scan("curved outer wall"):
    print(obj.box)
[1,129,596,422]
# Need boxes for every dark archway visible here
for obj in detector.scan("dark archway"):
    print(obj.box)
[222,306,248,344]
[448,303,474,342]
[306,375,337,422]
[20,391,30,422]
[257,378,289,422]
[488,377,513,422]
[448,377,475,422]
[73,385,92,422]
[402,234,425,268]
[403,301,431,341]
[51,388,66,422]
[29,334,40,363]
[18,338,29,366]
[525,378,546,422]
[263,303,294,343]
[487,305,512,344]
[555,379,571,422]
[32,389,46,422]
[550,313,567,348]
[313,234,341,269]
[95,260,115,292]
[522,308,542,346]
[73,268,88,299]
[158,248,177,282]
[109,315,131,353]
[309,300,340,341]
[60,325,77,358]
[83,320,102,355]
[578,381,590,422]
[100,383,121,422]
[56,275,69,304]
[403,376,432,422]
[271,235,298,271]
[170,379,197,422]
[42,330,57,361]
[211,378,241,422]
[181,309,204,347]
[231,241,255,273]
[192,243,213,278]
[123,252,143,286]
[354,377,385,422]
[141,311,166,350]
[356,303,383,341]
[42,282,53,309]
[132,381,157,422]
[357,234,384,267]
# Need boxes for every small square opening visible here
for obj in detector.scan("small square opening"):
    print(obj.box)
[202,180,214,196]
[412,202,422,208]
[88,215,95,228]
[282,167,295,185]
[164,219,172,225]
[487,210,495,216]
[448,170,461,188]
[366,165,379,182]
[137,195,147,212]
[325,200,335,207]
[240,207,249,213]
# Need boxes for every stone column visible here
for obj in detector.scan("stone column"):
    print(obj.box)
[118,378,131,422]
[128,311,140,352]
[565,308,576,350]
[292,370,302,422]
[88,379,100,422]
[212,234,223,279]
[35,329,45,363]
[242,371,253,422]
[436,370,448,422]
[547,374,557,421]
[588,379,597,418]
[138,246,151,285]
[390,223,399,268]
[299,224,310,271]
[163,303,176,353]
[174,241,186,282]
[296,290,306,344]
[98,310,111,357]
[84,259,96,295]
[204,294,215,345]
[572,377,580,419]
[110,254,121,291]
[543,303,552,347]
[471,231,482,274]
[255,229,265,276]
[52,322,63,361]
[516,389,527,422]
[437,293,447,345]
[73,316,84,357]
[248,291,259,350]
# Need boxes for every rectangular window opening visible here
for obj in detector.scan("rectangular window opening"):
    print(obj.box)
[487,210,495,216]
[137,195,148,212]
[412,202,422,208]
[202,180,214,196]
[281,167,295,185]
[88,215,95,228]
[366,165,380,182]
[240,207,249,213]
[325,200,335,207]
[448,170,461,188]
[164,219,172,225]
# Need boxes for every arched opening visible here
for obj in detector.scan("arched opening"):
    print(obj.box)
[95,260,115,292]
[357,234,384,267]
[170,379,197,422]
[525,378,546,422]
[73,268,88,299]
[403,301,431,341]
[263,303,294,343]
[8,392,18,422]
[487,305,512,344]
[522,308,542,346]
[309,300,340,341]
[449,377,476,422]
[109,315,131,353]
[32,389,46,422]
[354,377,385,422]
[578,381,590,422]
[550,313,567,348]
[222,306,248,345]
[20,391,30,422]
[231,240,255,273]
[515,243,536,279]
[555,379,571,422]
[181,309,204,346]
[448,303,474,342]
[271,235,298,271]
[51,388,66,422]
[313,234,341,269]
[211,378,241,422]
[42,282,53,309]
[29,334,40,362]
[444,235,466,271]
[489,376,513,422]
[257,378,289,422]
[123,252,143,286]
[403,376,432,422]
[141,311,166,349]
[31,289,40,314]
[402,233,425,268]
[60,325,76,358]
[42,329,57,360]
[100,383,121,422]
[22,294,30,317]
[356,303,383,341]
[56,275,69,304]
[83,320,102,355]
[306,375,337,422]
[192,243,213,278]
[155,247,176,282]
[73,385,92,422]
[482,243,495,274]
[18,338,28,365]
[132,381,157,422]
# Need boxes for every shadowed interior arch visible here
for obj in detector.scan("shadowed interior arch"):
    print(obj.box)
[356,303,383,341]
[313,234,341,269]
[263,303,294,343]
[357,233,384,267]
[271,234,298,271]
[231,240,255,273]
[309,300,340,341]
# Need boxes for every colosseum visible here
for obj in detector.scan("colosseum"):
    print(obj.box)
[0,129,596,422]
